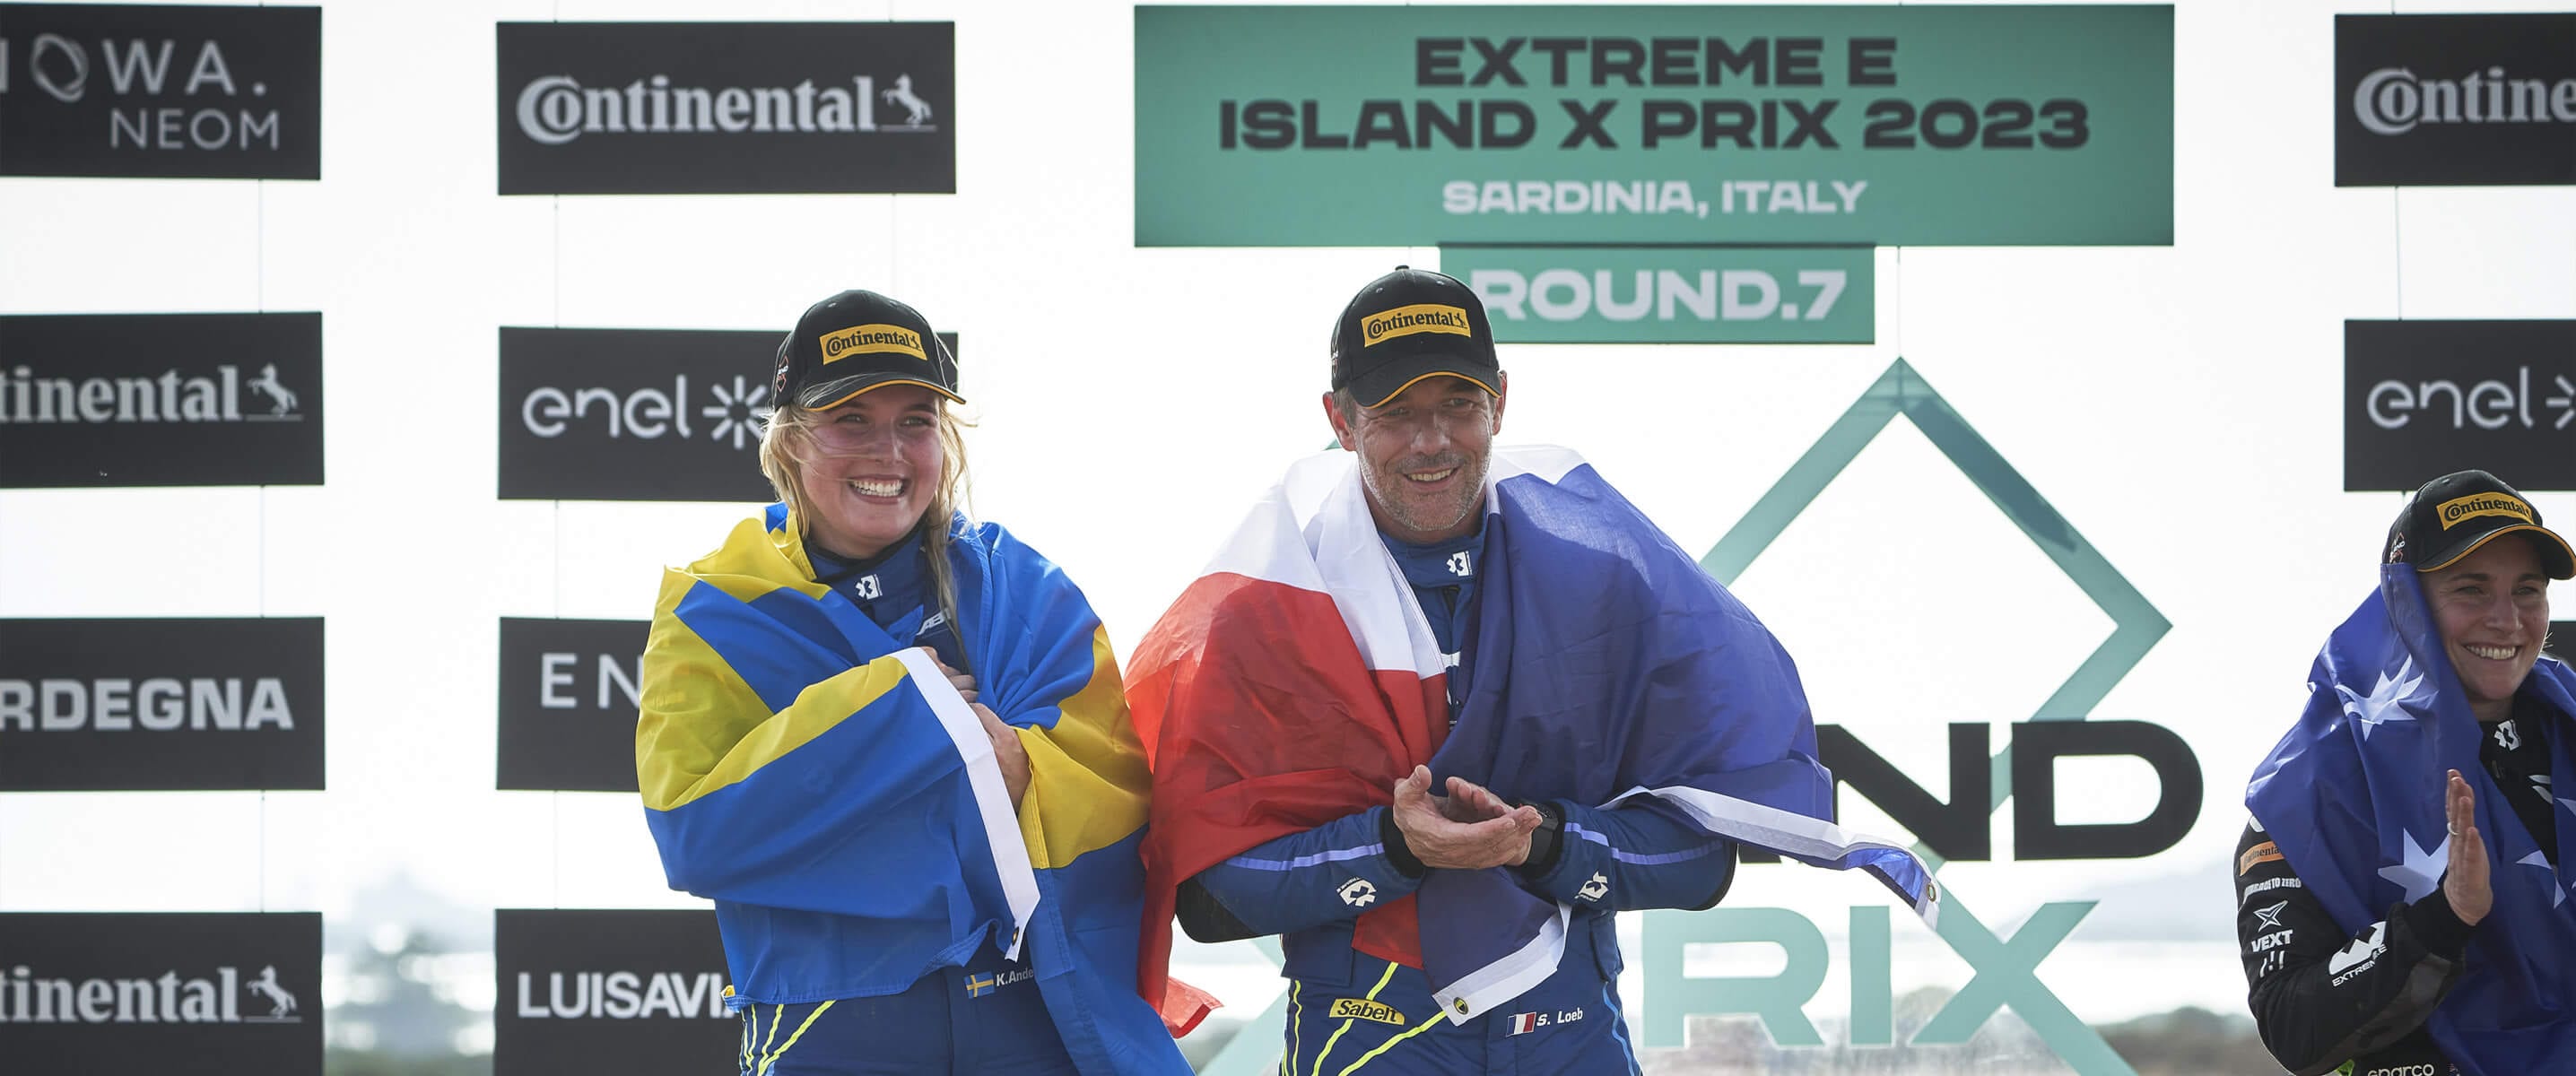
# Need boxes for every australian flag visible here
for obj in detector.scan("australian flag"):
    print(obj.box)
[2247,564,2576,1072]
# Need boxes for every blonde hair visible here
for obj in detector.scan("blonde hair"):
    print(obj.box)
[758,398,974,641]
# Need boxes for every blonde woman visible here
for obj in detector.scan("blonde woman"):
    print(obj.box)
[637,291,1188,1075]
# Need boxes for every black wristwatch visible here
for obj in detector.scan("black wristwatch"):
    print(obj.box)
[1514,799,1566,878]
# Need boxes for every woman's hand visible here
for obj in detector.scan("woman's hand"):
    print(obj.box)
[924,647,975,703]
[2442,768,2490,926]
[978,703,1030,810]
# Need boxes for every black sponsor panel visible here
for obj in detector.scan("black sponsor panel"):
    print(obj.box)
[499,617,647,792]
[493,909,732,1076]
[0,4,320,179]
[2336,14,2576,187]
[0,618,323,790]
[496,22,953,195]
[498,326,956,502]
[2345,320,2576,492]
[0,912,321,1073]
[0,312,323,488]
[2551,621,2575,664]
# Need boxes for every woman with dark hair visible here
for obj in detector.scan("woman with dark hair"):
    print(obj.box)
[2241,470,2576,1075]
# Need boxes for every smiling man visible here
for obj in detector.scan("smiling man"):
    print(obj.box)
[1127,268,1936,1074]
[2241,470,2576,1076]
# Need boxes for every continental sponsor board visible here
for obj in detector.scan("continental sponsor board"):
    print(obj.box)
[497,22,953,195]
[1440,247,1871,343]
[493,909,732,1076]
[0,312,322,488]
[0,618,324,791]
[498,617,646,793]
[2336,13,2576,187]
[2344,320,2576,492]
[1135,5,2173,247]
[0,4,320,179]
[497,326,958,502]
[0,912,321,1074]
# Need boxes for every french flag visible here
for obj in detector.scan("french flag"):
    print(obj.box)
[1507,1012,1543,1037]
[1132,447,1936,1033]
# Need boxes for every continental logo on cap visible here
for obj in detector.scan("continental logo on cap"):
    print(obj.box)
[819,324,927,363]
[2435,493,2533,530]
[1329,998,1405,1026]
[1362,303,1473,347]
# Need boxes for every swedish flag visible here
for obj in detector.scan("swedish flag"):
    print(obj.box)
[638,505,1188,1074]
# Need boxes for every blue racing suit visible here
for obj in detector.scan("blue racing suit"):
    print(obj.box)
[1177,524,1736,1074]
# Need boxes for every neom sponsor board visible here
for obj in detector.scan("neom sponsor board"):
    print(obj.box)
[0,4,320,178]
[497,21,953,195]
[498,617,646,793]
[1135,5,2173,247]
[0,912,321,1075]
[493,909,731,1076]
[2344,320,2575,492]
[498,326,956,503]
[0,312,323,488]
[2336,13,2576,187]
[1439,246,1871,343]
[0,618,324,791]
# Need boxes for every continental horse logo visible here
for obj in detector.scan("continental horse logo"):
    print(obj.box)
[248,364,299,417]
[248,965,299,1020]
[881,74,935,127]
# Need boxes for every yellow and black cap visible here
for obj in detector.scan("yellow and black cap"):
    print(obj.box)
[2385,470,2575,579]
[1329,266,1501,408]
[771,290,962,411]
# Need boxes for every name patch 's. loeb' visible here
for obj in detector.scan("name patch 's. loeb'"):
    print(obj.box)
[1362,304,1472,346]
[819,324,927,362]
[2435,493,2533,529]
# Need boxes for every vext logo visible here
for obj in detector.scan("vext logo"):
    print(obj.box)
[0,5,321,179]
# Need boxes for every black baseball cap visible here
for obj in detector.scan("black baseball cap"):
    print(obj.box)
[2384,470,2575,578]
[1329,267,1501,408]
[771,290,962,411]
